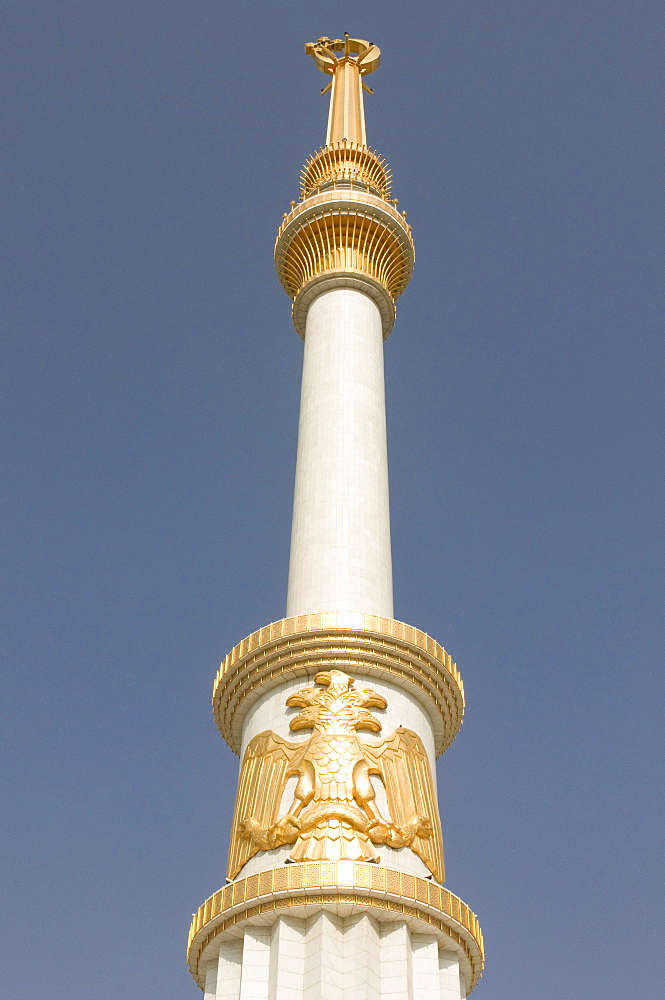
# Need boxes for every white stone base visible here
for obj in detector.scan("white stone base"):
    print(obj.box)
[202,913,467,999]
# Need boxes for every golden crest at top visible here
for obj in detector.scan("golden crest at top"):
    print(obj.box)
[305,35,380,78]
[227,670,444,882]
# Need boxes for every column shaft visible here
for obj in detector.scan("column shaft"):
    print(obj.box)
[287,288,393,617]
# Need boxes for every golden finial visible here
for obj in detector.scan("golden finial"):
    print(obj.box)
[305,34,381,146]
[274,35,414,339]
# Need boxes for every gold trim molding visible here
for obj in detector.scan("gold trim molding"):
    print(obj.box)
[213,613,464,757]
[187,861,484,993]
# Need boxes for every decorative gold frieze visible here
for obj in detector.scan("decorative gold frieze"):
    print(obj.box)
[213,613,464,757]
[187,861,484,993]
[228,669,444,881]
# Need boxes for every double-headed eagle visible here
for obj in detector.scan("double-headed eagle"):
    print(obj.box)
[227,670,444,882]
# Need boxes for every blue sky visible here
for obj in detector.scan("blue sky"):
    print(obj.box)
[2,2,662,998]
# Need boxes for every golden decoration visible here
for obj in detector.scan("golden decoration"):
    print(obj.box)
[227,669,444,882]
[275,35,414,337]
[213,612,465,758]
[274,193,414,339]
[300,141,392,200]
[304,35,381,146]
[187,861,484,993]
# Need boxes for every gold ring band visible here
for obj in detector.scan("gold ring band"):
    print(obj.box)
[213,613,465,756]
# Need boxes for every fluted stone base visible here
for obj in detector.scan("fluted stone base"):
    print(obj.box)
[202,913,467,1000]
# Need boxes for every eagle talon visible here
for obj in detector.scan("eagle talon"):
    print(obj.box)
[269,814,301,845]
[367,819,390,843]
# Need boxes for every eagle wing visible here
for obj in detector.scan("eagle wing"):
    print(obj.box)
[363,727,444,883]
[227,730,308,879]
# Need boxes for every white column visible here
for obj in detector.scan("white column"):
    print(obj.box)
[287,288,393,617]
[200,917,469,999]
[303,912,344,999]
[204,957,219,1000]
[343,913,381,998]
[217,939,243,1000]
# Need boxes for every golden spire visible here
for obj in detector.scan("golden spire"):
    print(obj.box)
[274,35,415,339]
[305,34,381,146]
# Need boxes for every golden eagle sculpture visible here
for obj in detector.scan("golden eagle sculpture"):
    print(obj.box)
[227,669,444,882]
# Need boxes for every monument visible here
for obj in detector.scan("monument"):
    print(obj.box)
[187,35,484,999]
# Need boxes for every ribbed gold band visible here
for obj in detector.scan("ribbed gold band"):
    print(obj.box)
[187,861,484,992]
[300,142,392,200]
[274,186,414,338]
[213,613,465,756]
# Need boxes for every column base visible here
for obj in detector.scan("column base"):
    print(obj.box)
[188,862,483,995]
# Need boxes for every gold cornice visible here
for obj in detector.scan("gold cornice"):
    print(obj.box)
[292,272,396,339]
[276,204,412,299]
[274,188,414,338]
[213,613,464,757]
[187,862,484,993]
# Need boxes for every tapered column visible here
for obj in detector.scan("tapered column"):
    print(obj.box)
[286,287,393,617]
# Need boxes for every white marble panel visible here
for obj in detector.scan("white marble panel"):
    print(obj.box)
[343,913,381,998]
[439,949,464,1000]
[204,957,219,1000]
[379,921,412,1000]
[269,917,305,998]
[204,916,469,999]
[239,926,271,1000]
[411,933,441,999]
[216,938,243,1000]
[304,912,345,999]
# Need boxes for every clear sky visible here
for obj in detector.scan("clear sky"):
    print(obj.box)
[2,2,662,998]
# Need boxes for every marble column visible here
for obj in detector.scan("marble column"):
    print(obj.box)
[287,287,393,618]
